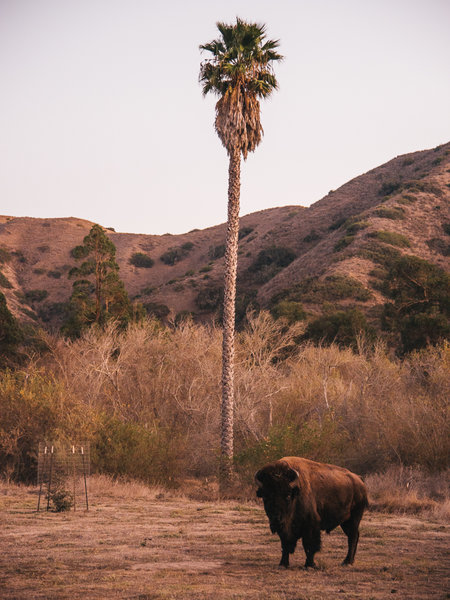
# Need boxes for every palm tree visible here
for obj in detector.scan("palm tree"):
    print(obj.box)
[199,18,282,486]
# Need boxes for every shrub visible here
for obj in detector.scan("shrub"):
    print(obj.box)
[239,226,254,240]
[70,245,90,259]
[181,242,194,251]
[442,223,450,236]
[160,248,184,265]
[209,244,226,260]
[378,181,401,196]
[373,207,406,220]
[271,275,371,306]
[33,268,46,275]
[270,300,306,324]
[303,230,321,243]
[0,248,11,264]
[199,265,212,273]
[358,241,402,266]
[93,416,185,484]
[25,289,48,303]
[426,238,450,256]
[328,217,347,231]
[334,235,355,252]
[47,270,61,279]
[129,252,154,268]
[303,309,376,349]
[0,271,12,289]
[143,302,170,320]
[248,246,296,272]
[345,220,369,234]
[195,285,223,311]
[37,245,50,253]
[368,231,411,248]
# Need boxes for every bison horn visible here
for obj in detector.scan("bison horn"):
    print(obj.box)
[286,468,300,485]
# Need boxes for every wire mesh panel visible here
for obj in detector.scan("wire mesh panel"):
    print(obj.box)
[37,442,90,511]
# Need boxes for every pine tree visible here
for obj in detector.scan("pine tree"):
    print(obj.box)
[62,224,134,337]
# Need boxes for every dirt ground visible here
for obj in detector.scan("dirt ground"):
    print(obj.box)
[1,481,449,600]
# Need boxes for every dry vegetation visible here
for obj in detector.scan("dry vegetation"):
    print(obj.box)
[0,476,449,599]
[1,313,449,488]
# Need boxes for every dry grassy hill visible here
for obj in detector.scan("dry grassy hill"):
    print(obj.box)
[0,142,449,329]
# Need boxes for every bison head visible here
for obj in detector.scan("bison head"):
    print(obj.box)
[255,461,300,534]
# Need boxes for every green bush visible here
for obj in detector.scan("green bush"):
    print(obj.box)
[426,238,450,256]
[249,246,296,272]
[93,416,185,484]
[345,220,369,234]
[195,286,223,311]
[25,289,49,304]
[334,235,355,252]
[373,207,405,220]
[208,244,226,260]
[47,270,61,279]
[37,245,50,253]
[129,252,154,268]
[442,223,450,236]
[368,231,411,248]
[271,275,371,306]
[160,248,184,265]
[239,226,254,240]
[0,248,12,264]
[328,217,347,231]
[70,245,89,259]
[270,300,306,324]
[235,418,348,481]
[378,181,401,197]
[357,241,402,266]
[0,271,12,289]
[303,230,321,243]
[303,309,376,349]
[143,302,170,320]
[181,242,194,252]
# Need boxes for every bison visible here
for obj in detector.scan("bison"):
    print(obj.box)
[255,457,368,568]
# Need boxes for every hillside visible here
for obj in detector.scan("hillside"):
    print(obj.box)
[0,142,449,331]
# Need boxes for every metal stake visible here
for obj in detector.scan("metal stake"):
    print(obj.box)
[46,445,54,511]
[37,445,47,512]
[81,446,89,511]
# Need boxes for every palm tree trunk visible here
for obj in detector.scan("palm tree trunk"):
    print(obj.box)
[220,146,241,488]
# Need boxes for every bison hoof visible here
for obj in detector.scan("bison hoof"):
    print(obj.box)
[279,560,289,568]
[342,559,353,566]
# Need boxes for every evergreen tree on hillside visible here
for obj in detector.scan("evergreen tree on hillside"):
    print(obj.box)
[381,255,450,352]
[199,19,282,485]
[62,224,134,337]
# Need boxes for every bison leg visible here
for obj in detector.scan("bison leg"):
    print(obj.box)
[341,508,364,565]
[279,537,297,568]
[302,529,321,568]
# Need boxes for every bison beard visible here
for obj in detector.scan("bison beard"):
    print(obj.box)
[255,457,368,568]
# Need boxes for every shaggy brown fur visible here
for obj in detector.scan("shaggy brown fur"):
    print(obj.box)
[255,457,369,568]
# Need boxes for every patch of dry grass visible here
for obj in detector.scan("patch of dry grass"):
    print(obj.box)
[0,481,449,599]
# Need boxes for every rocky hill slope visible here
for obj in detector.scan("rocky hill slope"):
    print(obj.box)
[0,142,449,330]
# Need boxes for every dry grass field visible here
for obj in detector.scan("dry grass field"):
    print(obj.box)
[1,477,449,600]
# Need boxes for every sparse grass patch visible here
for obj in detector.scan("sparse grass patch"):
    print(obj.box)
[334,235,355,251]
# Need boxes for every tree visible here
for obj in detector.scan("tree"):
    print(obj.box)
[62,225,134,337]
[381,255,450,353]
[199,19,282,485]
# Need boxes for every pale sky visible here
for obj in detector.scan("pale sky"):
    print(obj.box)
[1,0,449,235]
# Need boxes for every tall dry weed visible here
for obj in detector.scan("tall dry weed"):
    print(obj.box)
[1,316,448,485]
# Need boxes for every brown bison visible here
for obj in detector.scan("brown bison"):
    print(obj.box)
[255,457,368,568]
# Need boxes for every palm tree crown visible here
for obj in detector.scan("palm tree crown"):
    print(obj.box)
[199,18,283,159]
